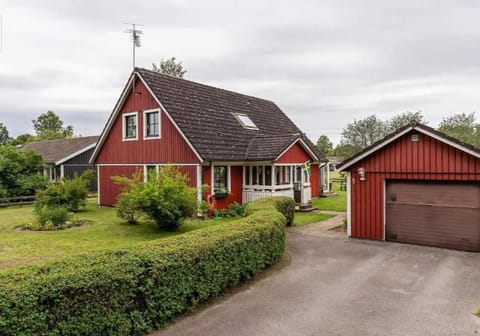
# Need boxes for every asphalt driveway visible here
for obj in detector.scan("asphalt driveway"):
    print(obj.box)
[155,223,480,336]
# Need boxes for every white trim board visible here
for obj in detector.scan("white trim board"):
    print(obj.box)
[90,73,136,163]
[136,73,204,162]
[55,142,97,165]
[275,138,320,162]
[89,71,204,164]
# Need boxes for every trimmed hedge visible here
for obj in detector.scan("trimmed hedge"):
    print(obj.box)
[0,204,286,335]
[246,196,296,226]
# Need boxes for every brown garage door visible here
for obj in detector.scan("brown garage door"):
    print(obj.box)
[385,180,480,252]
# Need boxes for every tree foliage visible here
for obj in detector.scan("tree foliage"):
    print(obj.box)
[152,57,187,78]
[32,111,74,140]
[113,165,197,231]
[438,112,480,147]
[0,123,10,145]
[387,111,426,131]
[316,135,333,155]
[339,115,387,151]
[9,134,36,146]
[0,146,47,197]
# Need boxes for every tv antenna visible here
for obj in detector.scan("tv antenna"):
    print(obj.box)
[124,23,143,69]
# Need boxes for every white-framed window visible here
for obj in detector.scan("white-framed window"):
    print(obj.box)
[122,112,138,141]
[213,166,228,193]
[233,113,258,130]
[143,109,161,140]
[144,165,158,182]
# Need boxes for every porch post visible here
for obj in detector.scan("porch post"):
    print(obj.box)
[196,165,202,216]
[272,164,275,190]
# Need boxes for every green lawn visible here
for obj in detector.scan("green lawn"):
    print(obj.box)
[0,199,236,270]
[294,212,335,226]
[312,191,347,212]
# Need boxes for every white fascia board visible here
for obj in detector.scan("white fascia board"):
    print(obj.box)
[56,142,97,165]
[337,126,414,171]
[275,138,320,162]
[89,73,136,163]
[135,73,204,163]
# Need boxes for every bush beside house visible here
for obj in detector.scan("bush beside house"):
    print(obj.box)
[0,197,287,336]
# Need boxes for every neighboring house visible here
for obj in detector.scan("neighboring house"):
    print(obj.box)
[22,136,99,191]
[90,68,323,209]
[337,123,480,252]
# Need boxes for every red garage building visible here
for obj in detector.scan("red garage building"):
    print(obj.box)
[338,123,480,252]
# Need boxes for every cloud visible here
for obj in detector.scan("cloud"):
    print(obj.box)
[1,0,480,145]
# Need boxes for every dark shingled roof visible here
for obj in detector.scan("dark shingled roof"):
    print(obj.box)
[22,136,99,164]
[136,68,322,162]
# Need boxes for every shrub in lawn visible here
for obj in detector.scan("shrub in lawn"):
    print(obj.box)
[113,166,197,231]
[35,170,94,212]
[0,207,286,335]
[246,196,296,226]
[34,206,70,228]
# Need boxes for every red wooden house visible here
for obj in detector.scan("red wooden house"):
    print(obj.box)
[90,68,323,209]
[338,123,480,252]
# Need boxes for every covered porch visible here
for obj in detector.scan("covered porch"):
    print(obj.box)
[241,164,311,205]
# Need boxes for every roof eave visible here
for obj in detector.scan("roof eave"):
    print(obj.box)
[337,124,480,171]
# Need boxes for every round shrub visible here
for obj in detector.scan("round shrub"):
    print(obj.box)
[35,206,70,228]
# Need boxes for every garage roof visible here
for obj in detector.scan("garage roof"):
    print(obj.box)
[337,123,480,171]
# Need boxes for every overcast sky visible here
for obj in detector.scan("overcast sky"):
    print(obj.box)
[1,0,480,144]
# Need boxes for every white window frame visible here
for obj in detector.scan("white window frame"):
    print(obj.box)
[143,108,161,140]
[144,164,159,182]
[232,113,259,130]
[122,111,138,141]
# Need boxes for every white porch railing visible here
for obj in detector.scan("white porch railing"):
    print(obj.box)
[242,187,294,204]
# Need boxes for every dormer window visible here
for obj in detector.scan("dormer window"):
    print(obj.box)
[233,113,258,130]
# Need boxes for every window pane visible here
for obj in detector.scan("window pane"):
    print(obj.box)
[275,166,281,185]
[245,167,250,185]
[146,165,156,182]
[214,166,227,191]
[146,111,159,137]
[265,166,272,186]
[125,115,137,138]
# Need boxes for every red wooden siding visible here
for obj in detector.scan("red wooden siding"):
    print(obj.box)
[202,166,243,209]
[348,130,480,240]
[275,142,312,163]
[96,79,199,164]
[99,166,142,206]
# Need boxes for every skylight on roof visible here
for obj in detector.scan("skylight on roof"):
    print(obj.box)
[234,113,258,130]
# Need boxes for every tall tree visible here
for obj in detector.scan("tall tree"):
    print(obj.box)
[388,111,426,131]
[10,134,36,146]
[316,135,333,155]
[152,57,186,78]
[0,123,9,145]
[438,112,480,147]
[32,111,74,140]
[332,143,359,158]
[339,115,387,152]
